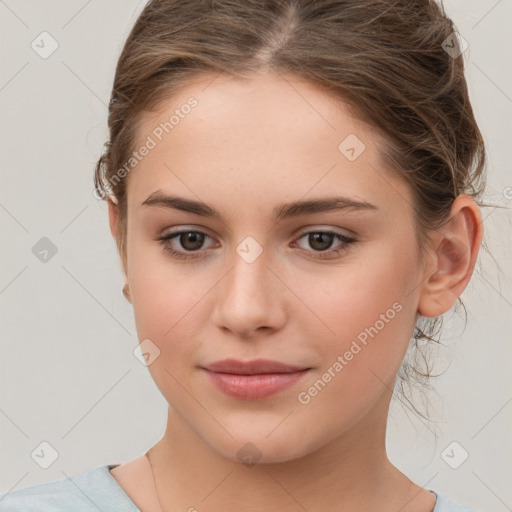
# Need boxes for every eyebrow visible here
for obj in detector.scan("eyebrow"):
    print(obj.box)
[140,190,378,221]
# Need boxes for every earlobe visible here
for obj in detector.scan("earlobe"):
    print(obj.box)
[122,282,132,303]
[417,195,483,318]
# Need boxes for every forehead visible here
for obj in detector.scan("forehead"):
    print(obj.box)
[126,70,412,217]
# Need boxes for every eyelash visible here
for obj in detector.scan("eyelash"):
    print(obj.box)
[156,229,356,261]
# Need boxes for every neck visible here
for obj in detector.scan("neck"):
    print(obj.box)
[146,390,425,512]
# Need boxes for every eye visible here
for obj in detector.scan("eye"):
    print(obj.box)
[156,228,356,261]
[157,229,216,260]
[292,230,356,260]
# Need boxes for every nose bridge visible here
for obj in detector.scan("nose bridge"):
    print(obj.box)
[227,237,274,310]
[211,235,286,335]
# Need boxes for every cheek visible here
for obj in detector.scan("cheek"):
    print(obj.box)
[126,246,208,401]
[293,257,416,432]
[304,241,418,379]
[126,248,198,374]
[127,235,202,330]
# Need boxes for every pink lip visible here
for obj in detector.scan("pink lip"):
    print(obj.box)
[200,359,311,400]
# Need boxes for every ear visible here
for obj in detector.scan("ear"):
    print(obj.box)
[107,195,119,239]
[107,195,128,281]
[417,195,483,318]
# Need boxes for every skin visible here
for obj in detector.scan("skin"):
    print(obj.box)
[107,69,483,512]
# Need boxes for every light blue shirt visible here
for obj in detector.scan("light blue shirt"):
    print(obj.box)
[0,464,480,511]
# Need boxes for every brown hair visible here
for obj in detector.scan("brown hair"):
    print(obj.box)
[94,0,487,420]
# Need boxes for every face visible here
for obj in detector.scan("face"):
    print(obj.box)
[114,70,429,463]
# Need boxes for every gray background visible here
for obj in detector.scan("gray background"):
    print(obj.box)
[0,1,511,510]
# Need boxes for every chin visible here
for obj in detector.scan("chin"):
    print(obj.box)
[200,424,322,466]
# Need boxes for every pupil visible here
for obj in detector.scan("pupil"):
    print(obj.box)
[310,233,333,251]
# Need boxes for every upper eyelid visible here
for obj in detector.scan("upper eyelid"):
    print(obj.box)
[295,226,355,238]
[161,226,353,238]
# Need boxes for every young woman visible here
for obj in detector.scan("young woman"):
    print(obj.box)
[0,1,488,510]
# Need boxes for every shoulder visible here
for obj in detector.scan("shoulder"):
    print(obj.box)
[0,464,140,512]
[432,491,480,512]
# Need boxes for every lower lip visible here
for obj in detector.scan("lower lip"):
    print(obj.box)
[202,369,310,400]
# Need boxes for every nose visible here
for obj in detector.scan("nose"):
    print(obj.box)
[210,243,287,339]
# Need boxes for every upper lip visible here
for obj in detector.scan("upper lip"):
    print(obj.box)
[202,358,309,375]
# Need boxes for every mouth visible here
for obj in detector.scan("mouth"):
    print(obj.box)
[200,359,311,400]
